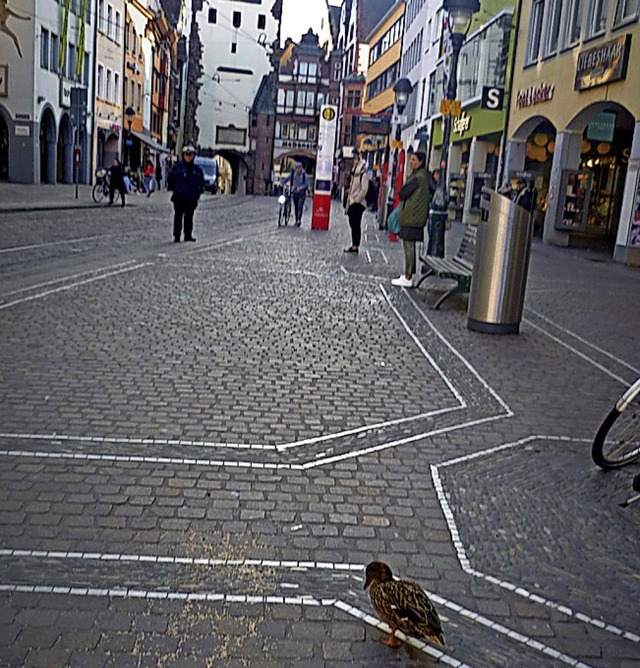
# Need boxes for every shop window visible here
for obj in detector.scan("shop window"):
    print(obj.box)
[525,0,545,64]
[542,0,563,56]
[613,0,639,23]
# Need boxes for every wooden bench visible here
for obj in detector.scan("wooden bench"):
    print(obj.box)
[416,225,477,310]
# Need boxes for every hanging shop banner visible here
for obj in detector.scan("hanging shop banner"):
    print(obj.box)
[76,0,89,79]
[574,34,632,91]
[59,0,71,73]
[628,173,640,248]
[312,105,338,231]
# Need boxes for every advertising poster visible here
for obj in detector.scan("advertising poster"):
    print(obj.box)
[629,173,640,248]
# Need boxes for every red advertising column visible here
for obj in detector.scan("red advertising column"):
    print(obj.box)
[312,105,338,231]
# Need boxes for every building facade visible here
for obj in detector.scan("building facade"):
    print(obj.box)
[0,0,95,184]
[505,0,640,263]
[194,0,278,194]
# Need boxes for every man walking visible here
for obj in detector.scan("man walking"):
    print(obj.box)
[167,145,205,242]
[287,163,309,227]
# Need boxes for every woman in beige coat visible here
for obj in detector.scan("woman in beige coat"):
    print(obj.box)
[344,151,370,253]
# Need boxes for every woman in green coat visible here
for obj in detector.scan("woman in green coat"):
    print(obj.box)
[391,151,431,288]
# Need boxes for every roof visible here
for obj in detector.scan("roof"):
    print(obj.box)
[251,75,276,116]
[359,0,396,39]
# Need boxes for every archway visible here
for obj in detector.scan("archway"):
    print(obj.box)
[57,113,73,184]
[0,111,8,181]
[39,107,57,184]
[211,150,250,195]
[273,150,316,189]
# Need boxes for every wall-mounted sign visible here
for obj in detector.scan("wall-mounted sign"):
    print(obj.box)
[353,115,390,136]
[0,65,7,97]
[629,172,640,248]
[516,82,554,109]
[15,125,30,137]
[481,86,504,110]
[586,112,616,142]
[59,80,73,108]
[453,112,471,135]
[440,99,462,117]
[575,34,631,91]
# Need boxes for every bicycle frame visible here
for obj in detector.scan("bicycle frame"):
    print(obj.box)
[616,377,640,412]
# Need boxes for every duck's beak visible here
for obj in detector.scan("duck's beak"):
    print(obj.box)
[363,573,371,590]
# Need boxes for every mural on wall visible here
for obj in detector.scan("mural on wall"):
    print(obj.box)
[0,0,30,58]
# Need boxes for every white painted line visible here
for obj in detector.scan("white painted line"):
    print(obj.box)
[0,449,303,470]
[0,432,277,452]
[404,289,513,415]
[0,261,140,299]
[365,249,372,263]
[0,233,131,255]
[523,317,633,386]
[0,264,152,311]
[380,284,466,406]
[431,436,639,645]
[525,308,640,377]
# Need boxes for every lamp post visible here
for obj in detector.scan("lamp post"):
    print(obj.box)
[384,78,413,231]
[124,106,135,167]
[427,0,479,257]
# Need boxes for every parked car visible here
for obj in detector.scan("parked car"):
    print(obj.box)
[194,157,218,194]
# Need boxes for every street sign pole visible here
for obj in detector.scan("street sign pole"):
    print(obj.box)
[312,105,338,230]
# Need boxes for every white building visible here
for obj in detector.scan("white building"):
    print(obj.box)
[0,0,95,184]
[195,0,278,193]
[399,0,443,155]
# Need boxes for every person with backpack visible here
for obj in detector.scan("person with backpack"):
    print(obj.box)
[344,151,369,254]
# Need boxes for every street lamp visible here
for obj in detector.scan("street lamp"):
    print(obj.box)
[124,106,135,167]
[427,0,480,257]
[383,78,413,231]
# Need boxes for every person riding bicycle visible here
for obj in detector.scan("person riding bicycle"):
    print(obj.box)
[282,163,309,227]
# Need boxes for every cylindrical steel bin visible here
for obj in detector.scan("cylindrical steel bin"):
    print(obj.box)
[467,191,534,334]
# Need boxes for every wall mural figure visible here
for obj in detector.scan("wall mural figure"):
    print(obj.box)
[0,0,30,58]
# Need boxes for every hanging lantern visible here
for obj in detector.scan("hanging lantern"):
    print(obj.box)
[581,140,591,154]
[597,143,611,155]
[534,133,548,146]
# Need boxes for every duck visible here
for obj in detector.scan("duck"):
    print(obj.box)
[364,561,446,648]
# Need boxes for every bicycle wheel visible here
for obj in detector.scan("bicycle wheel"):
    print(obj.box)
[278,205,283,227]
[92,182,105,203]
[592,380,640,469]
[284,200,291,225]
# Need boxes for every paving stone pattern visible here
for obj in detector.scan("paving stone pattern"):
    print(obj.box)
[0,194,639,667]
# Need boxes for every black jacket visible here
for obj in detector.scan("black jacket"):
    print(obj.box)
[168,160,205,204]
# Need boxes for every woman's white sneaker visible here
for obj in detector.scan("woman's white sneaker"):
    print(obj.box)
[391,275,414,288]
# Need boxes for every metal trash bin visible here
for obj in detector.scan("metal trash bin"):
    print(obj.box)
[467,191,534,334]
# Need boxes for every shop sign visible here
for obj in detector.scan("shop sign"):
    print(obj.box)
[0,65,7,97]
[515,82,554,109]
[59,80,73,108]
[440,99,462,117]
[575,34,631,91]
[15,125,30,136]
[453,112,471,135]
[353,115,391,136]
[586,112,616,142]
[481,86,504,111]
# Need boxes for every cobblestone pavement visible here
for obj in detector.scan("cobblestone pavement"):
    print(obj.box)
[0,193,639,667]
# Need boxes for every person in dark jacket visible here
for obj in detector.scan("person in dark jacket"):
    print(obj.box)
[391,151,431,288]
[167,145,205,242]
[109,158,126,207]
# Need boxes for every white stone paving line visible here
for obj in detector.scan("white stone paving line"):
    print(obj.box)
[0,544,591,667]
[524,308,640,379]
[431,434,640,646]
[0,263,153,311]
[0,260,141,299]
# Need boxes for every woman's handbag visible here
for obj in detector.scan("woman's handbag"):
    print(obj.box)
[387,204,402,234]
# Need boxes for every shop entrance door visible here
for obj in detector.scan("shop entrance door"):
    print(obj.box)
[0,114,8,180]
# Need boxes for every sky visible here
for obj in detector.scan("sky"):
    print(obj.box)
[281,0,339,45]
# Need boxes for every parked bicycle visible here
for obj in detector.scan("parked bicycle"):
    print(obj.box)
[92,168,120,204]
[592,376,640,507]
[278,184,292,227]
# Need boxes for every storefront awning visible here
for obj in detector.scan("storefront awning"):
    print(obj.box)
[129,129,170,154]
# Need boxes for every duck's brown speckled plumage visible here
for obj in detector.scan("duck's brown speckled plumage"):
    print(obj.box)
[364,561,445,648]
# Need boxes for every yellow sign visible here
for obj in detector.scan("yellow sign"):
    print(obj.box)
[440,99,462,117]
[322,107,336,122]
[391,139,403,150]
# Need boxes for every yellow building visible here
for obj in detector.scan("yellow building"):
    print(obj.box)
[358,0,405,164]
[505,0,640,263]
